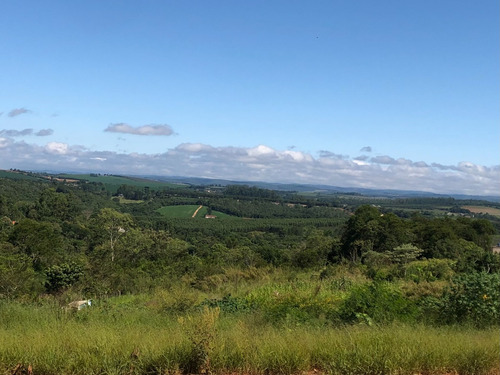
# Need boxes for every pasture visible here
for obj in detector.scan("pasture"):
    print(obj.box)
[156,205,231,218]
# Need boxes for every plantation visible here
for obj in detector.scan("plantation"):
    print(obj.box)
[0,172,499,374]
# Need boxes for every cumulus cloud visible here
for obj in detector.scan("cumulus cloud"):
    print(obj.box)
[360,146,372,152]
[35,129,54,136]
[45,142,69,154]
[0,139,498,196]
[105,123,174,136]
[8,108,31,117]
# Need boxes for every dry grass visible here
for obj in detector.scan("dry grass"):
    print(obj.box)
[462,206,500,216]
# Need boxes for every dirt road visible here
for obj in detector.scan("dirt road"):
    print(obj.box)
[192,205,203,218]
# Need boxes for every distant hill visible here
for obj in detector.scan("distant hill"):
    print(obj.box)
[143,175,500,203]
[2,169,499,203]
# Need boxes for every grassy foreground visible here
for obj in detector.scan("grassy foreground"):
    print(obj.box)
[0,300,499,375]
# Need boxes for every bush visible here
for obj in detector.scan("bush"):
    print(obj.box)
[440,272,500,327]
[339,281,418,324]
[404,258,455,282]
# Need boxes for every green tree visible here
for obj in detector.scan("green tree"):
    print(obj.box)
[0,243,42,298]
[340,205,381,262]
[8,219,66,271]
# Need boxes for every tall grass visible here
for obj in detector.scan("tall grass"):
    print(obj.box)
[0,299,498,375]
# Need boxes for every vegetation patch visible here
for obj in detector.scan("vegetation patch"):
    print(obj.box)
[1,173,500,374]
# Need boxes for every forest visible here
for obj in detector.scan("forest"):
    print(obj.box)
[0,170,499,375]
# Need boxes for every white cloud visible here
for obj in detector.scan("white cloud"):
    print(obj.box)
[45,142,69,154]
[247,145,275,157]
[105,123,174,136]
[0,137,9,148]
[0,139,498,196]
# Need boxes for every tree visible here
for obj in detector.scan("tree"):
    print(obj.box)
[0,242,42,298]
[94,208,134,262]
[340,205,381,262]
[8,219,66,271]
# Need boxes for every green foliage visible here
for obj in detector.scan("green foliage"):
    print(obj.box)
[440,272,500,327]
[0,244,42,298]
[8,219,67,271]
[340,206,411,262]
[44,262,84,293]
[339,281,418,324]
[404,258,455,282]
[201,294,252,313]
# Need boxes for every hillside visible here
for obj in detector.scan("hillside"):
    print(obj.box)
[0,170,499,374]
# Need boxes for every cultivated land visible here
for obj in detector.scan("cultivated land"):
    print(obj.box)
[156,205,231,218]
[463,205,500,217]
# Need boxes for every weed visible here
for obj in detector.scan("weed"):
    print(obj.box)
[178,306,220,374]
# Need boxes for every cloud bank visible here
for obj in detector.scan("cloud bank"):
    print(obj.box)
[0,128,54,137]
[105,123,174,136]
[0,138,498,196]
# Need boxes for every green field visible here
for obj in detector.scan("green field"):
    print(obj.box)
[57,174,185,192]
[157,205,201,218]
[0,170,45,181]
[157,205,233,218]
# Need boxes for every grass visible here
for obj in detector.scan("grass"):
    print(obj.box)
[157,205,202,218]
[1,269,498,374]
[157,205,234,218]
[0,299,498,375]
[115,197,144,204]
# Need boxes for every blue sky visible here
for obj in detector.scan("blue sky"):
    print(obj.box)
[1,1,498,195]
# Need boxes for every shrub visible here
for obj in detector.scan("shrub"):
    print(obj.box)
[178,306,220,374]
[200,294,252,314]
[44,262,84,293]
[339,281,418,324]
[440,272,500,327]
[404,258,455,282]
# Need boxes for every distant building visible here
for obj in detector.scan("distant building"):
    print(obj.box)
[205,215,217,219]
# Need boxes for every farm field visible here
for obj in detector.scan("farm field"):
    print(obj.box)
[463,205,500,216]
[0,169,44,181]
[57,173,185,192]
[156,205,232,218]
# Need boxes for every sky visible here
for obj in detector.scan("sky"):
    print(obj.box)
[1,1,498,196]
